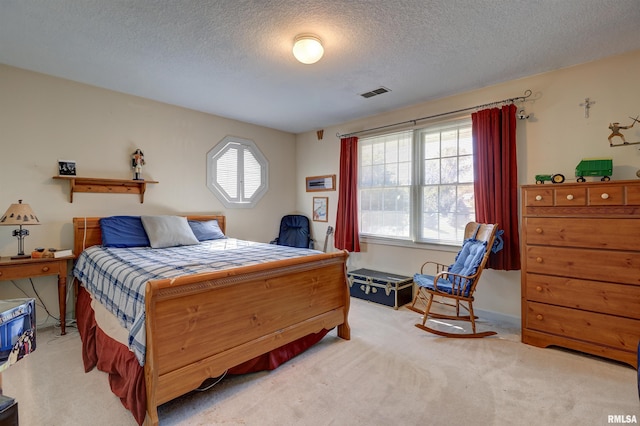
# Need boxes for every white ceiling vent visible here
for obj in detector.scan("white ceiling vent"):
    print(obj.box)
[360,87,391,99]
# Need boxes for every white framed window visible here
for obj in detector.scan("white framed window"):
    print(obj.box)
[359,130,413,239]
[207,136,268,208]
[358,118,474,245]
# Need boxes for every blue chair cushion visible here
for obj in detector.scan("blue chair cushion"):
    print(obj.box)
[447,238,488,282]
[413,237,488,297]
[414,273,467,296]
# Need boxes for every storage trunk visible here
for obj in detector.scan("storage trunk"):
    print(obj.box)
[347,268,413,309]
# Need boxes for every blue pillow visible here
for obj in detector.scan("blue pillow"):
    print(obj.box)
[448,238,487,281]
[188,219,226,241]
[99,216,150,248]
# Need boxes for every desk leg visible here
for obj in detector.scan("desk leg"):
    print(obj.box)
[58,264,67,336]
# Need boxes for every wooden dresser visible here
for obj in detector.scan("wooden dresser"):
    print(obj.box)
[521,179,640,368]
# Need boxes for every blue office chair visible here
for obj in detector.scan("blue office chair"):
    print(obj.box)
[270,215,314,249]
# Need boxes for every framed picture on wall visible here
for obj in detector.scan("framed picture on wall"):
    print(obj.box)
[58,159,77,176]
[306,175,336,192]
[313,197,328,222]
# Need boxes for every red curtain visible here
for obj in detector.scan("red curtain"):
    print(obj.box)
[335,136,360,252]
[471,104,520,270]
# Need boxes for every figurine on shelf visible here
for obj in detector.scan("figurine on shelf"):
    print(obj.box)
[608,116,638,146]
[132,149,145,180]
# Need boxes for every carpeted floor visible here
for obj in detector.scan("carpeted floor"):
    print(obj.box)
[4,297,639,425]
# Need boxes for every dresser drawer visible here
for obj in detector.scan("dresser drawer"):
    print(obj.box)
[588,185,624,206]
[525,301,640,352]
[525,246,640,286]
[524,217,640,250]
[554,187,586,206]
[525,273,640,319]
[524,181,640,208]
[627,184,640,205]
[524,188,553,206]
[0,262,61,280]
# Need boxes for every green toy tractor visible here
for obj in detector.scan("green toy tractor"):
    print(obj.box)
[535,174,565,184]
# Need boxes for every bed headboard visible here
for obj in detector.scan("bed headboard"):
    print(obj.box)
[71,215,226,258]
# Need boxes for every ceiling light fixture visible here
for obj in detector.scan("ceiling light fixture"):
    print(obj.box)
[292,34,324,64]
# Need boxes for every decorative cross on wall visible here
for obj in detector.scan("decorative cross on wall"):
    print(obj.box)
[579,97,596,118]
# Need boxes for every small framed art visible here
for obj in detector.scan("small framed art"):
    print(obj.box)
[306,175,336,192]
[313,197,328,222]
[58,159,77,176]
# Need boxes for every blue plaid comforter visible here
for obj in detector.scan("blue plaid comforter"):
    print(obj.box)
[73,239,320,366]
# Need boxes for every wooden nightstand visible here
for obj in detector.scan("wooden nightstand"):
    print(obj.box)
[0,256,73,335]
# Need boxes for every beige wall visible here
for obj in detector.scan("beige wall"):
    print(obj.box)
[0,65,298,327]
[296,49,640,321]
[3,49,639,328]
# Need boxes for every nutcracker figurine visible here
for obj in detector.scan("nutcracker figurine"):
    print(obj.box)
[132,149,145,180]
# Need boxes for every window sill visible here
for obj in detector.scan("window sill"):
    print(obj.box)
[359,235,461,253]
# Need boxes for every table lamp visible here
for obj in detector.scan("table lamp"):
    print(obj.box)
[0,200,40,259]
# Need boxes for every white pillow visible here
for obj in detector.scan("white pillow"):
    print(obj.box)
[141,215,199,248]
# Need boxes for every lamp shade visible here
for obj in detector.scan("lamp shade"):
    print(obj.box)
[292,34,324,64]
[0,200,40,226]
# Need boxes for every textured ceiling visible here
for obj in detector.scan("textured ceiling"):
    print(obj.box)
[1,1,640,134]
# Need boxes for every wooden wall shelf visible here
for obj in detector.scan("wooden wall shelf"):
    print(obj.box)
[53,176,158,203]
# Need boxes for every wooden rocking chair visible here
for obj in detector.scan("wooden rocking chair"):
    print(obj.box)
[407,222,499,338]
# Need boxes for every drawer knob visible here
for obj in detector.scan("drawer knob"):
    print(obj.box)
[601,193,609,199]
[535,286,543,292]
[535,195,542,201]
[535,228,543,234]
[42,266,49,272]
[536,314,543,321]
[0,271,2,277]
[536,257,543,263]
[566,194,574,200]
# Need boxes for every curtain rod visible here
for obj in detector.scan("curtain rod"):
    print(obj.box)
[336,89,532,139]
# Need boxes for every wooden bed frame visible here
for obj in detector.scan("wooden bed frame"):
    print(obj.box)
[72,215,350,426]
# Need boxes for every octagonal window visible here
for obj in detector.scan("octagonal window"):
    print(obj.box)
[207,136,268,208]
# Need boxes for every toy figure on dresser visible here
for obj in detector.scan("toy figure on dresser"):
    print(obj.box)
[535,173,565,184]
[575,158,612,182]
[608,116,639,147]
[132,149,145,180]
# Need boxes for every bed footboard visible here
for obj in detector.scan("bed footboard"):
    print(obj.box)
[143,251,350,425]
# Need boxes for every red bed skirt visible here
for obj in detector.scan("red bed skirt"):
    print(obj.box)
[76,285,329,425]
